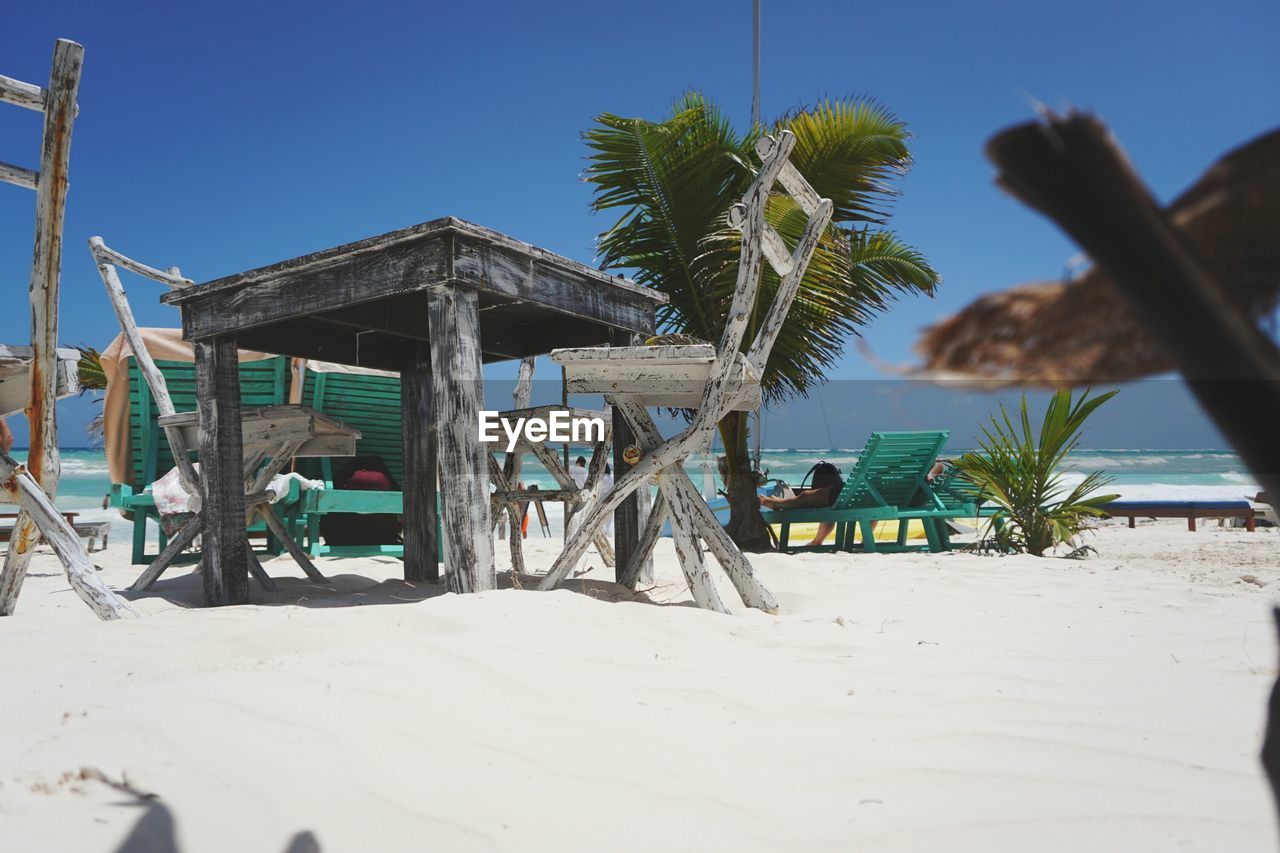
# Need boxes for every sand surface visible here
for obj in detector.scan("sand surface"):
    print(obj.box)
[1,520,1278,851]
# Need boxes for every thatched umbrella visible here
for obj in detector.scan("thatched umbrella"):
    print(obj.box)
[916,126,1280,385]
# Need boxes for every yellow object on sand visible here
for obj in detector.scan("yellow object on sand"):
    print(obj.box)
[769,518,929,544]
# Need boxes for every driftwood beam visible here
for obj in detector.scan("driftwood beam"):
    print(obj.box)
[0,73,46,111]
[0,160,37,190]
[0,451,135,620]
[502,356,535,573]
[485,451,526,575]
[89,237,194,288]
[130,516,201,591]
[616,398,777,611]
[619,489,666,589]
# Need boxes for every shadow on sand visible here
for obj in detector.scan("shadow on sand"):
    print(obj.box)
[112,800,321,853]
[116,559,688,610]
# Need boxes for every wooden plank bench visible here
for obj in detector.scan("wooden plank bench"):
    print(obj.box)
[1,512,111,552]
[1104,500,1256,532]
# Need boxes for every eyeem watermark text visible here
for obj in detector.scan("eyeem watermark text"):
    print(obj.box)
[478,410,606,452]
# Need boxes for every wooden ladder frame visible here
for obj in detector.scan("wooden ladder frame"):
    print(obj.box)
[539,131,833,613]
[0,40,135,620]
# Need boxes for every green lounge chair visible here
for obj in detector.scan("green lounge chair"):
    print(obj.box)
[761,430,957,553]
[287,368,442,563]
[916,462,984,549]
[108,356,297,565]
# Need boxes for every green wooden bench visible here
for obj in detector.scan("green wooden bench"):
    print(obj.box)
[108,356,296,565]
[761,430,961,553]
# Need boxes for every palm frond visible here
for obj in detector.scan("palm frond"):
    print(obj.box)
[774,97,912,225]
[75,345,107,392]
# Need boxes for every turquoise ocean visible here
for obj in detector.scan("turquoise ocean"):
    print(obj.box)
[10,447,1264,543]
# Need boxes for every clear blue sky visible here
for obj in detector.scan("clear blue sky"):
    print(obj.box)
[2,0,1276,446]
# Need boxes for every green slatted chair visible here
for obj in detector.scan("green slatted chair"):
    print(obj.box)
[108,356,296,565]
[762,430,959,553]
[288,369,441,561]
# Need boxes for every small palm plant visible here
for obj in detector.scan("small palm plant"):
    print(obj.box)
[957,388,1120,556]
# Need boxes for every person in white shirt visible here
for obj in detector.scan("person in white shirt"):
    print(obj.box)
[569,456,588,489]
[566,456,589,528]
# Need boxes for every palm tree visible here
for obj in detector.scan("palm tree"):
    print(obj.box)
[583,92,940,550]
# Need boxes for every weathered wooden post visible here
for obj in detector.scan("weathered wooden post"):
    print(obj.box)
[401,341,438,583]
[427,285,494,593]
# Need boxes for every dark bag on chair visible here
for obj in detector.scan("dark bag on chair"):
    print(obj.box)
[319,456,403,546]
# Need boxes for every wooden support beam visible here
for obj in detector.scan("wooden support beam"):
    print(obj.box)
[0,160,37,190]
[745,199,833,373]
[0,450,136,620]
[401,340,439,583]
[260,503,328,584]
[502,356,535,572]
[0,73,46,112]
[236,319,406,372]
[24,39,81,498]
[633,479,656,585]
[89,237,194,288]
[130,515,200,591]
[615,398,776,612]
[486,452,526,575]
[195,336,250,605]
[522,439,615,565]
[610,330,641,579]
[165,218,662,343]
[661,476,728,613]
[428,288,493,592]
[619,490,666,589]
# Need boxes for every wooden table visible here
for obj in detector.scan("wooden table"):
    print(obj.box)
[163,218,663,605]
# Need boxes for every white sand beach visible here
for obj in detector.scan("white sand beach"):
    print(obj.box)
[1,520,1278,852]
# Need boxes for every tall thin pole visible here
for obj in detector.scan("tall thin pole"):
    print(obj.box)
[751,0,761,127]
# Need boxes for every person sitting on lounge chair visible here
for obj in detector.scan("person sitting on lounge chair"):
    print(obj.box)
[759,462,843,546]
